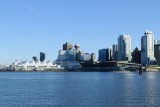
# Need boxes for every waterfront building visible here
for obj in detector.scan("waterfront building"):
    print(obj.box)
[58,43,82,61]
[118,34,131,61]
[76,51,81,61]
[55,60,81,70]
[112,44,118,61]
[40,52,45,62]
[98,49,107,62]
[57,42,94,69]
[33,56,38,62]
[80,53,90,61]
[106,48,112,61]
[56,43,81,69]
[57,50,67,61]
[154,44,160,65]
[98,48,112,62]
[11,60,62,71]
[63,42,73,50]
[90,53,96,61]
[131,47,141,64]
[141,31,156,65]
[68,50,76,61]
[57,50,76,61]
[74,44,81,61]
[154,40,160,45]
[74,44,80,51]
[58,42,92,62]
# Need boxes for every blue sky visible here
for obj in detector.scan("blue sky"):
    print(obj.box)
[0,0,160,64]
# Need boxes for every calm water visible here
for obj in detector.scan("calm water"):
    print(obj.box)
[0,72,160,107]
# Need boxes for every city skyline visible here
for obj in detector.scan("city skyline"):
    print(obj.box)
[0,0,160,64]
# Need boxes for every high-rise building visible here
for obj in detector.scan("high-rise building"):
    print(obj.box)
[98,48,112,62]
[40,52,45,62]
[68,50,76,61]
[131,47,141,64]
[98,49,107,62]
[74,44,80,51]
[57,42,93,62]
[154,44,160,65]
[80,53,90,61]
[63,42,73,50]
[118,34,131,61]
[57,50,76,61]
[76,51,81,61]
[33,56,38,62]
[106,48,112,61]
[74,44,81,61]
[154,40,160,45]
[141,31,156,65]
[112,44,118,61]
[90,53,96,61]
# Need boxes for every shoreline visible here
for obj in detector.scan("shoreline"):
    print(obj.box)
[0,69,159,72]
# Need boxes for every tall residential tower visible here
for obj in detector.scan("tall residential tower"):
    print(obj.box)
[141,31,156,65]
[118,34,131,61]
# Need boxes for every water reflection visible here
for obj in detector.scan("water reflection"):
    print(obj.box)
[0,72,160,107]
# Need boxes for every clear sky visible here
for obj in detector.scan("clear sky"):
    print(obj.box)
[0,0,160,64]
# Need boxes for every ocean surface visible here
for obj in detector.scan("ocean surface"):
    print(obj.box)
[0,71,160,107]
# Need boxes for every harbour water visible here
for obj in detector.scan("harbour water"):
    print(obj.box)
[0,71,160,107]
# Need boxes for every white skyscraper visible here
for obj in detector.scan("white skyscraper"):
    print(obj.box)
[141,30,155,65]
[118,34,131,61]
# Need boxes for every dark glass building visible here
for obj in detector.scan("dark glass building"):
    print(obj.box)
[63,42,73,50]
[112,44,118,61]
[40,52,45,62]
[154,44,160,65]
[98,49,107,62]
[98,48,112,62]
[33,56,38,62]
[106,48,112,61]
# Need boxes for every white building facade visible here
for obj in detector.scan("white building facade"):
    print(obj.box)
[11,60,62,71]
[141,31,156,65]
[118,34,131,61]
